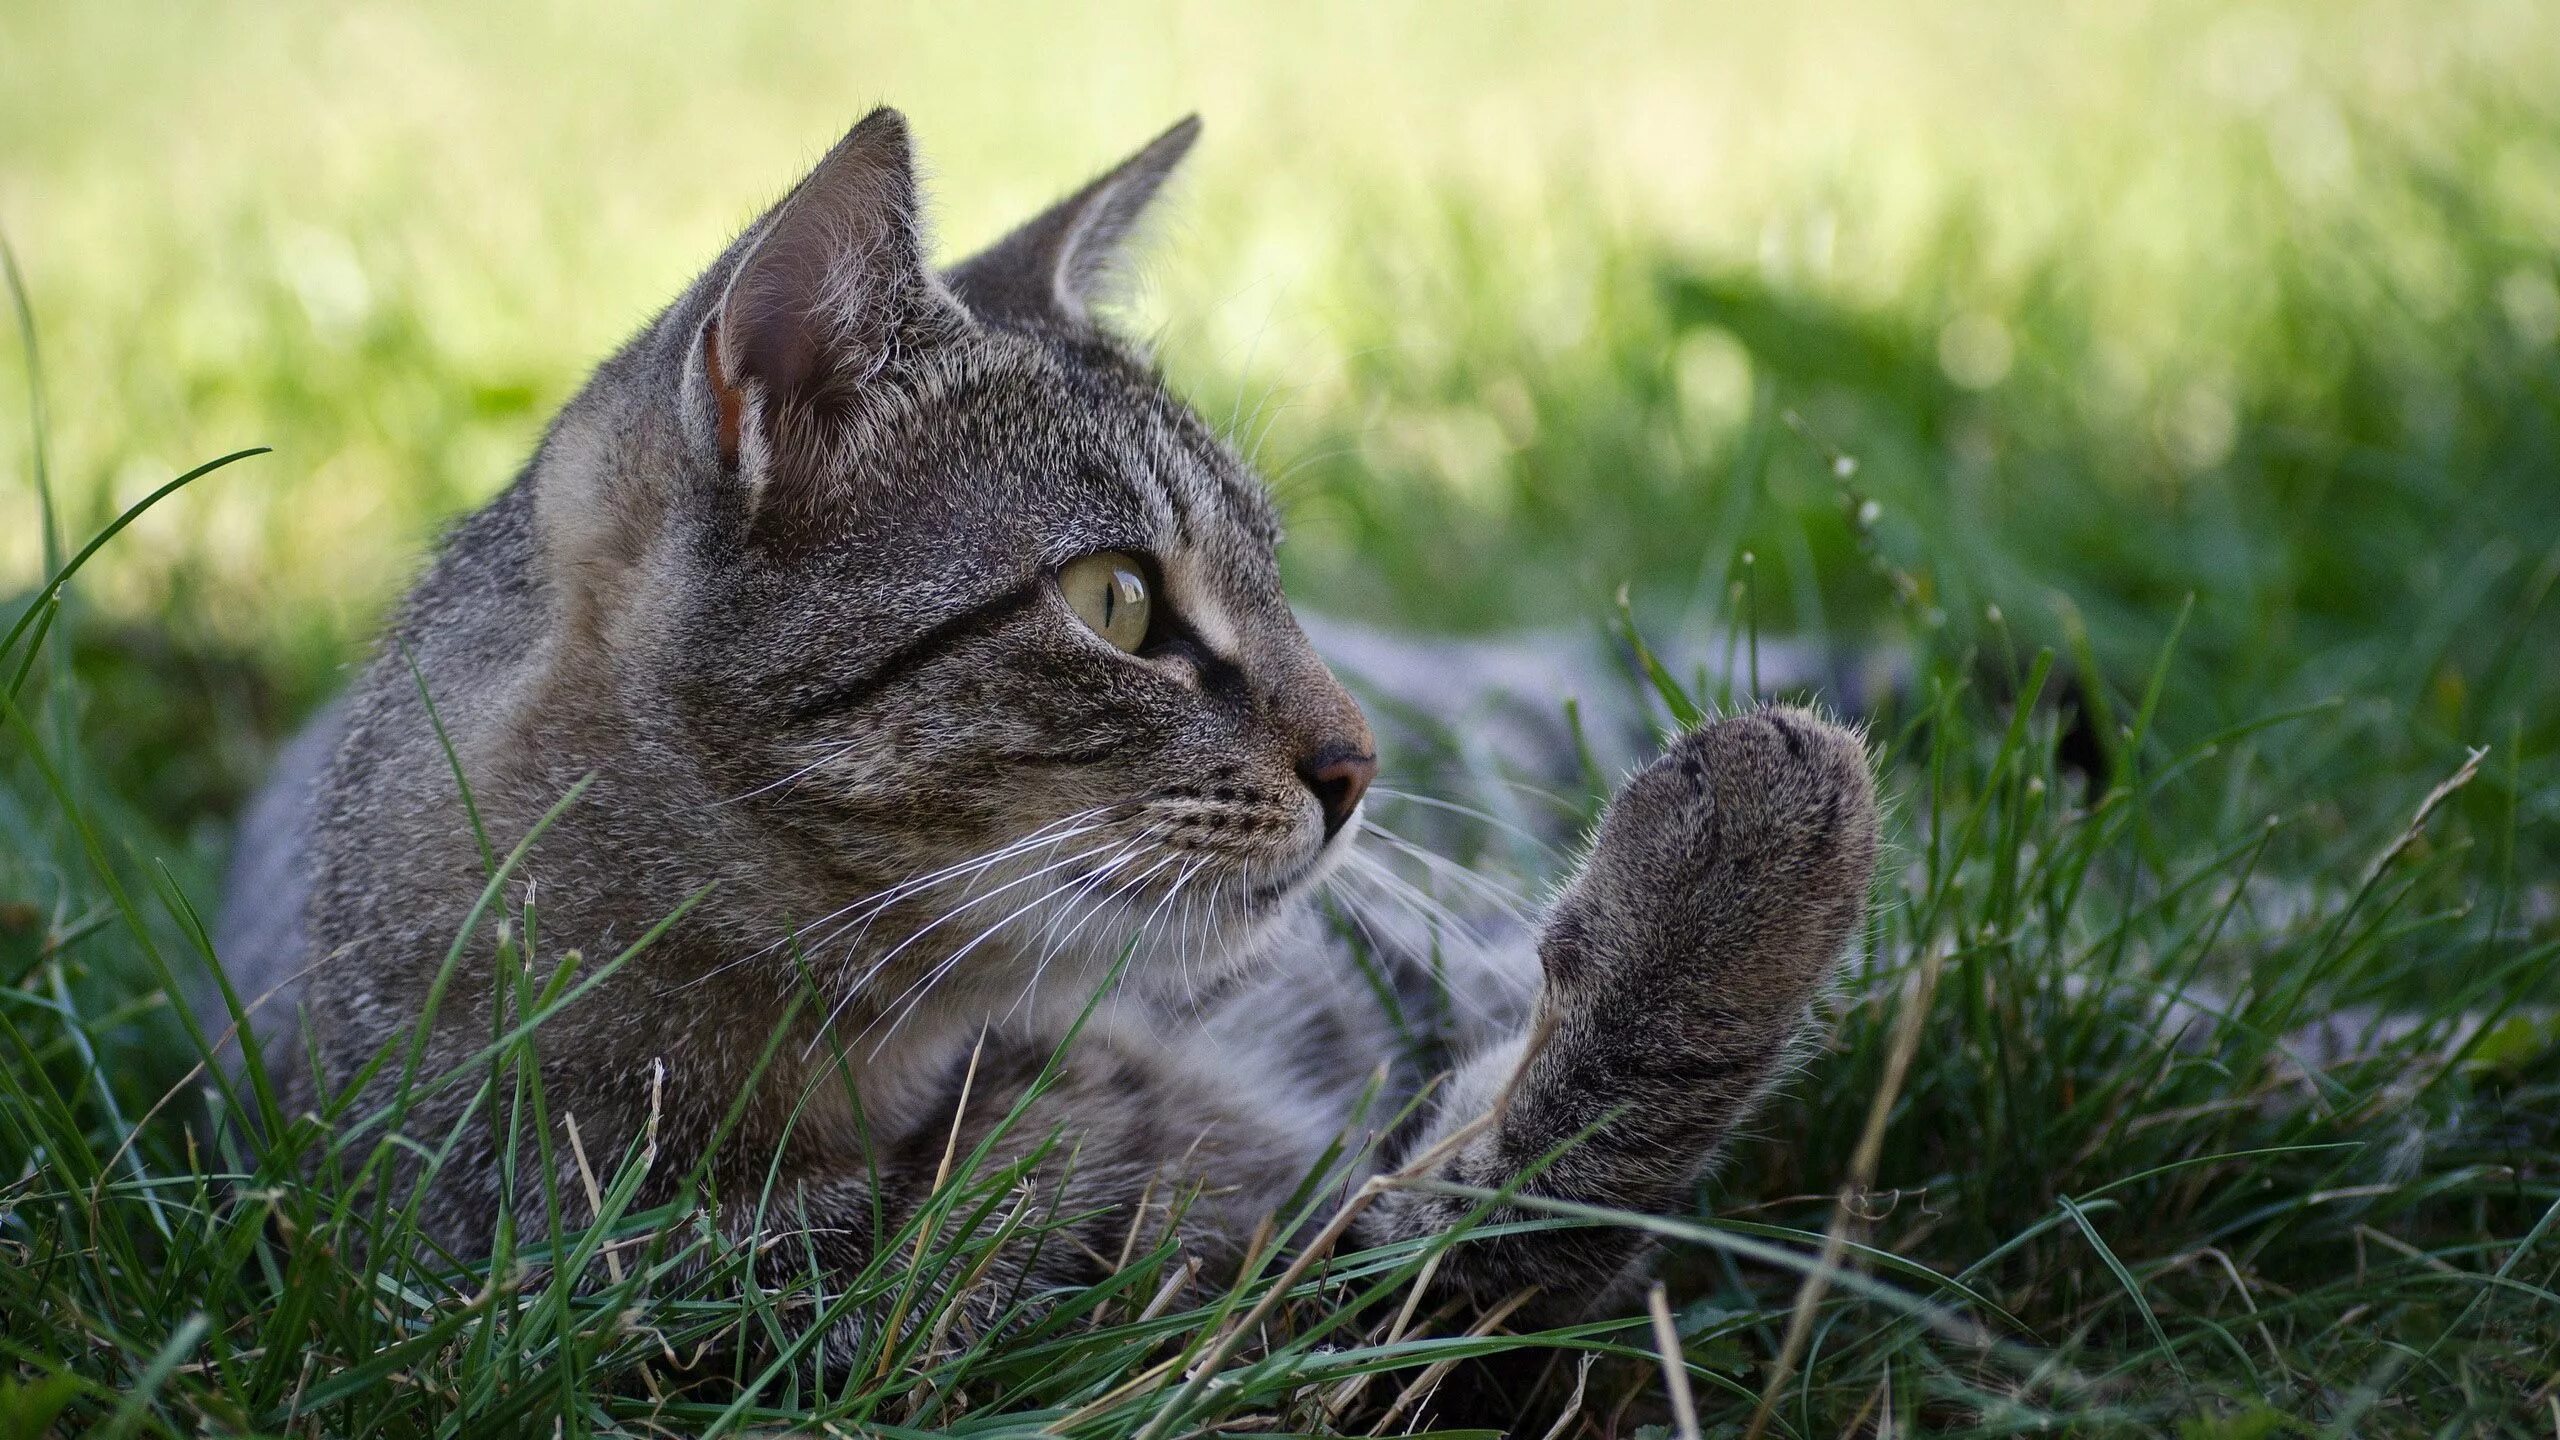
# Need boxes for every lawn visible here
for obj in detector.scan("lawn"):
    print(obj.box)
[3,1,2557,1434]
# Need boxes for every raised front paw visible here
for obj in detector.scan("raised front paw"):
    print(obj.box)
[1539,706,1879,1006]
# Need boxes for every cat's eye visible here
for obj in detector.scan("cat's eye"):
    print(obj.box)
[1059,551,1153,653]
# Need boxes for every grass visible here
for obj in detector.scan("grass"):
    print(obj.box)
[5,0,2560,1433]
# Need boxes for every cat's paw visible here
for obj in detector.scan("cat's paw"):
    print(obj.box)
[1538,706,1878,1006]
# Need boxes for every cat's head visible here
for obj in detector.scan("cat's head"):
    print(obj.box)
[527,109,1373,1001]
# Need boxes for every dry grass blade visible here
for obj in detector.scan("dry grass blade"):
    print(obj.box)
[2359,746,2485,889]
[872,1025,990,1383]
[1321,1251,1446,1422]
[1138,1256,1205,1324]
[1365,1285,1536,1436]
[1535,1352,1597,1440]
[902,1185,1039,1419]
[561,1109,621,1284]
[1743,940,1946,1440]
[1647,1281,1701,1440]
[1130,1012,1557,1440]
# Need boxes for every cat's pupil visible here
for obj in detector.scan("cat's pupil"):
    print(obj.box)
[1062,550,1152,652]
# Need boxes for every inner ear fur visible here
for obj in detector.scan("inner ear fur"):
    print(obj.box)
[701,106,972,502]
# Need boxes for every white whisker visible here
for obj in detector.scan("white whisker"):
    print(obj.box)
[851,839,1167,1057]
[1132,855,1208,1009]
[1008,826,1170,1020]
[1325,857,1514,1027]
[1367,785,1560,857]
[1357,821,1537,926]
[672,810,1115,993]
[808,829,1144,1049]
[995,842,1186,1028]
[1337,848,1500,954]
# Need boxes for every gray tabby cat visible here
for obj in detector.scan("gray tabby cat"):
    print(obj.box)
[213,109,1880,1359]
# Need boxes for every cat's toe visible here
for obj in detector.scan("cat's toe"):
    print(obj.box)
[1566,707,1878,958]
[1619,707,1874,866]
[1703,706,1875,851]
[1537,705,1880,1014]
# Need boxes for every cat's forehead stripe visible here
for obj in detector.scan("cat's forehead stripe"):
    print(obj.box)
[1157,405,1268,545]
[1159,453,1201,549]
[1159,423,1217,547]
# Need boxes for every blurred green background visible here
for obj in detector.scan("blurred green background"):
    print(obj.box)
[3,0,2556,854]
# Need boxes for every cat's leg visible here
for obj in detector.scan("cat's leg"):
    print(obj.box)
[1355,706,1879,1316]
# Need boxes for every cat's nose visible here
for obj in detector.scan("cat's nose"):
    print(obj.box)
[1297,747,1377,840]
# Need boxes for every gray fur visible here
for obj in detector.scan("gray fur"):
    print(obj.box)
[214,109,1881,1356]
[206,694,343,1065]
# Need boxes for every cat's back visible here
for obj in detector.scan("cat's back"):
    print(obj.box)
[315,475,554,910]
[212,476,555,1075]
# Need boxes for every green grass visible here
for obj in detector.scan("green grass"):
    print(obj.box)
[5,1,2559,1433]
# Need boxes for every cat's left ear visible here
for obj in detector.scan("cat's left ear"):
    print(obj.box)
[947,116,1201,329]
[696,107,973,494]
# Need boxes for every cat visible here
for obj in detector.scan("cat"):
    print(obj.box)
[210,108,1880,1365]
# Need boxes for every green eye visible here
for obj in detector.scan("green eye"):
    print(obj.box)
[1059,551,1153,653]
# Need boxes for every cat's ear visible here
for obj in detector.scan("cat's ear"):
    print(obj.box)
[947,116,1200,329]
[696,107,970,483]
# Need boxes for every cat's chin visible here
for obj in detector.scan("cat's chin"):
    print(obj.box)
[1119,843,1343,997]
[1239,823,1356,912]
[1299,808,1367,891]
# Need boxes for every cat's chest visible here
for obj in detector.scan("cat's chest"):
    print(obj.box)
[786,990,1139,1148]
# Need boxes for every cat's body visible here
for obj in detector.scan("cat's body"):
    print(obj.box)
[212,111,1879,1359]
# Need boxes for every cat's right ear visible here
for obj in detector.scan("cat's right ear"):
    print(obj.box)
[690,107,971,509]
[947,116,1200,330]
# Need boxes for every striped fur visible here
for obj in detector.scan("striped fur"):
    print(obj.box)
[213,108,1879,1364]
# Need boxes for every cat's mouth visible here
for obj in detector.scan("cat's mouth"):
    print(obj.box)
[1242,805,1362,907]
[1242,868,1307,907]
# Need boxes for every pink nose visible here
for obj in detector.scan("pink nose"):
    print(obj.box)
[1297,749,1377,839]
